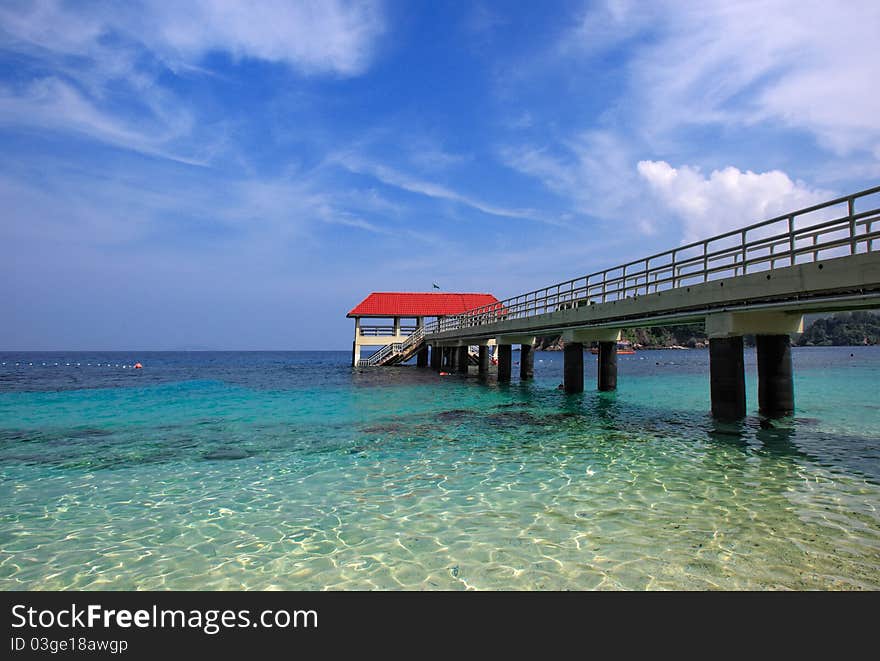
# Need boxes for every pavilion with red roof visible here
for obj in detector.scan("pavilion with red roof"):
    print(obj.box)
[347,292,499,366]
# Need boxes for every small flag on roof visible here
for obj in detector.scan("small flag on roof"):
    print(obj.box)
[432,282,440,289]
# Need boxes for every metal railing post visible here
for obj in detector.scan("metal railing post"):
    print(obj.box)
[789,215,796,266]
[703,241,708,282]
[849,196,856,254]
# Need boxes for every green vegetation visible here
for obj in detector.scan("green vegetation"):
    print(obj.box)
[796,311,880,346]
[622,324,707,348]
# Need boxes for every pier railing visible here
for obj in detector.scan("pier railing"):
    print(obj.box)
[359,325,419,337]
[426,185,880,334]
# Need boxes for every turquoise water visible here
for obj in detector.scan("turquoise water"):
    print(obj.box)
[1,348,878,590]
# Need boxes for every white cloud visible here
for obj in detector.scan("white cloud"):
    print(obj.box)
[0,0,385,76]
[637,161,831,242]
[571,1,880,156]
[0,1,385,161]
[145,0,384,76]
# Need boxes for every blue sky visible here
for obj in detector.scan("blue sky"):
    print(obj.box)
[2,0,878,350]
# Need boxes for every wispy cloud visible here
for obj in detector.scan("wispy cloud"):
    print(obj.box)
[228,176,409,239]
[335,153,567,225]
[146,0,385,76]
[0,0,386,164]
[567,0,880,156]
[0,0,386,76]
[500,130,658,234]
[562,0,656,57]
[0,77,205,165]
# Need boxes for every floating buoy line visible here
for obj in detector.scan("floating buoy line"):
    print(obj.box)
[1,362,144,369]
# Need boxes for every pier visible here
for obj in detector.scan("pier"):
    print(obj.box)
[347,292,499,367]
[351,186,880,419]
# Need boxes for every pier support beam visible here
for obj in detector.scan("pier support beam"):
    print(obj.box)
[756,334,794,417]
[706,311,802,419]
[430,345,441,371]
[496,335,535,382]
[563,342,584,393]
[709,337,746,419]
[478,345,489,375]
[597,341,617,391]
[455,346,469,374]
[520,343,534,380]
[497,344,512,382]
[352,317,362,367]
[562,329,619,392]
[441,347,451,371]
[417,346,428,367]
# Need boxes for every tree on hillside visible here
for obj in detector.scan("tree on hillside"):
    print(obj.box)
[796,311,880,346]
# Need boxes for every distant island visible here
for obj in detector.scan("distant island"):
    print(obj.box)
[796,311,880,346]
[534,311,880,350]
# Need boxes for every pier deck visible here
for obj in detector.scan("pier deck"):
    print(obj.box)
[356,186,880,419]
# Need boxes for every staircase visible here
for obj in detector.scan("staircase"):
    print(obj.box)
[467,346,480,365]
[358,327,426,367]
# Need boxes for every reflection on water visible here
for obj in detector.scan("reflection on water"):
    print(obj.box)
[0,348,878,590]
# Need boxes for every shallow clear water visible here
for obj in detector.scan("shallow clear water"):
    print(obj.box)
[1,347,878,590]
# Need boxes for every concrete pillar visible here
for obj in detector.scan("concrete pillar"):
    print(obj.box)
[478,345,489,375]
[456,346,469,373]
[709,336,746,419]
[756,334,794,417]
[497,344,512,382]
[520,344,534,380]
[417,346,429,367]
[563,342,584,393]
[441,347,450,371]
[393,316,401,337]
[597,341,617,391]
[352,317,361,367]
[430,345,442,371]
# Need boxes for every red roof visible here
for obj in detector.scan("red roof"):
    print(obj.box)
[347,292,500,317]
